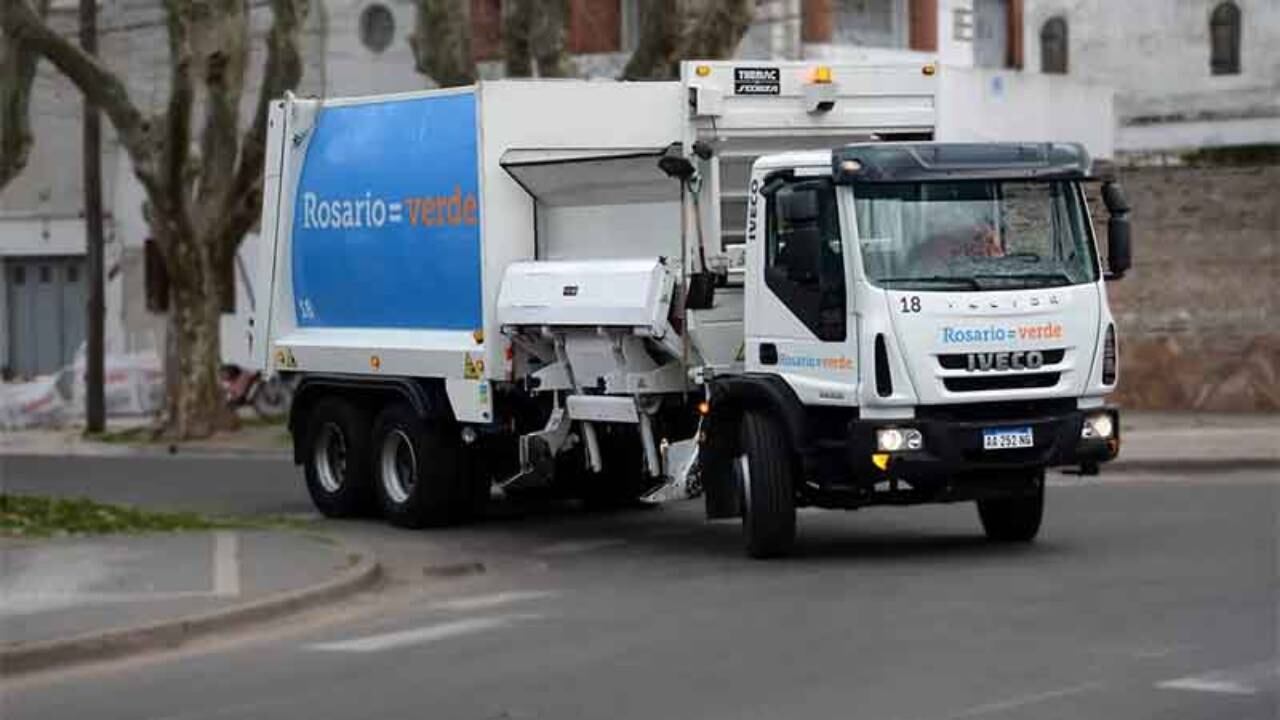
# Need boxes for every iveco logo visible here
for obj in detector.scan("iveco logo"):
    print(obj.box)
[966,350,1044,372]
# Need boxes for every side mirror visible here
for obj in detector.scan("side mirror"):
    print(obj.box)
[1102,182,1132,279]
[658,144,696,181]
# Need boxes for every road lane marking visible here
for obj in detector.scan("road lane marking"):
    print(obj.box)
[1156,662,1278,696]
[1157,678,1257,695]
[426,590,557,612]
[306,614,542,653]
[212,531,240,597]
[945,682,1104,718]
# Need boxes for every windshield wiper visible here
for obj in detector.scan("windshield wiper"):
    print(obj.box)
[878,276,982,290]
[974,272,1075,287]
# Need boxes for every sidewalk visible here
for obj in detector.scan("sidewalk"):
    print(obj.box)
[2,411,1274,471]
[1116,412,1279,471]
[0,530,378,676]
[0,418,292,459]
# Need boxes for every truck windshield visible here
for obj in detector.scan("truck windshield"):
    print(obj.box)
[852,180,1098,291]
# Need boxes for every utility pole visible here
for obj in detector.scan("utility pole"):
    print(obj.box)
[81,0,105,433]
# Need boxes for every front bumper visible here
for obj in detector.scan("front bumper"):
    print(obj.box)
[847,407,1120,480]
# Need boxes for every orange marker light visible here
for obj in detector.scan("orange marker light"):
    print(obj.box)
[695,64,712,77]
[922,63,937,76]
[472,329,485,344]
[812,65,834,84]
[697,401,711,416]
[370,355,381,370]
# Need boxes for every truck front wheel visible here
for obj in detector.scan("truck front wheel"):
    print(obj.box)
[736,411,797,559]
[302,397,375,518]
[976,471,1045,543]
[372,403,464,528]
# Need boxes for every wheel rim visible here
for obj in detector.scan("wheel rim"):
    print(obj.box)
[380,429,418,505]
[313,422,347,493]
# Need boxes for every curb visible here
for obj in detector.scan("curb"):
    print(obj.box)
[0,545,381,678]
[0,445,292,460]
[1106,457,1280,475]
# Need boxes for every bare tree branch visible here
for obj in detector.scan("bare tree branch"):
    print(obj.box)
[195,0,247,227]
[0,0,48,190]
[218,0,308,256]
[159,0,195,245]
[0,0,158,188]
[409,0,474,87]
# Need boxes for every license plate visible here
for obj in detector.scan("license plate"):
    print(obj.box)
[983,427,1034,450]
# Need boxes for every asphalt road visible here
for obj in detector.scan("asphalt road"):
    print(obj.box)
[2,456,1277,720]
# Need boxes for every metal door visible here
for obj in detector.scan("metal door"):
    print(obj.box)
[4,257,86,378]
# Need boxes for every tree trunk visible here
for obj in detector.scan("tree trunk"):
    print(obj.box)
[682,0,755,60]
[621,0,754,81]
[503,0,574,78]
[621,0,680,80]
[165,236,235,438]
[503,0,533,77]
[410,0,474,87]
[529,0,573,77]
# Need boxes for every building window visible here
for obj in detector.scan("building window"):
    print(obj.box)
[359,3,395,54]
[835,0,906,49]
[1040,16,1067,74]
[1210,2,1241,75]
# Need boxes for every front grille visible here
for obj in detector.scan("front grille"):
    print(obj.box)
[937,348,1066,370]
[917,398,1075,421]
[944,373,1060,392]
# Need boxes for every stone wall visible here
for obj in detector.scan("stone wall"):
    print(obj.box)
[1101,162,1280,412]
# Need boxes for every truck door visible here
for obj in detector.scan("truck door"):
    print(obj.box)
[746,174,858,404]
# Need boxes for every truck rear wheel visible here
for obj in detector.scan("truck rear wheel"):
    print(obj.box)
[372,403,466,528]
[736,411,797,559]
[302,397,374,518]
[977,471,1045,543]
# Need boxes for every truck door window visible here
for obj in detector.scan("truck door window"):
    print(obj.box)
[764,179,846,341]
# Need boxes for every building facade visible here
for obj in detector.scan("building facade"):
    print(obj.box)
[3,0,1276,410]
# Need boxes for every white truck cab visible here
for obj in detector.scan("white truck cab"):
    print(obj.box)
[698,141,1128,555]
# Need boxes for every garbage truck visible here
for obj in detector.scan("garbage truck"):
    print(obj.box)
[251,61,1131,557]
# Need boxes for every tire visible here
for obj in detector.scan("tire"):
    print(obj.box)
[302,397,374,518]
[251,376,292,420]
[371,403,467,528]
[977,471,1045,543]
[736,411,797,559]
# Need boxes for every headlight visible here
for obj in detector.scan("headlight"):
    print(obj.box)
[876,428,923,452]
[1082,413,1115,439]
